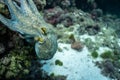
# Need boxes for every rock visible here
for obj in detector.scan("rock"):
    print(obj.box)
[71,41,83,51]
[103,59,115,73]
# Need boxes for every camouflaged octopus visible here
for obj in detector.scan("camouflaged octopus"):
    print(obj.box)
[0,0,58,60]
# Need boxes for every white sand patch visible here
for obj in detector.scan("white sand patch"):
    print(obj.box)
[79,34,96,42]
[97,47,112,54]
[40,43,111,80]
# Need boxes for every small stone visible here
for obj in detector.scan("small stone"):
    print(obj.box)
[71,41,83,51]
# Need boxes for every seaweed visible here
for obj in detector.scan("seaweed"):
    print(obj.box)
[91,51,98,58]
[55,59,63,66]
[100,51,113,59]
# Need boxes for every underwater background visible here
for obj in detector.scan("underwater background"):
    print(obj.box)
[0,0,120,80]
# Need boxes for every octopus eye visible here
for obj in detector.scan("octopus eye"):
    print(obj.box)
[34,37,44,43]
[41,27,47,35]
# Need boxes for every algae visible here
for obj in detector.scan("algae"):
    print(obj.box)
[50,73,55,77]
[91,51,98,58]
[55,59,63,66]
[100,51,113,59]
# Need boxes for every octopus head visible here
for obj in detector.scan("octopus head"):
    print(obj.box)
[34,33,58,60]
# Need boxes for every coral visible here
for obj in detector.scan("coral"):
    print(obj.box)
[74,11,101,35]
[80,26,119,52]
[94,50,120,80]
[90,9,103,20]
[0,0,58,60]
[44,6,64,25]
[0,20,37,80]
[46,0,75,9]
[102,59,115,75]
[99,59,120,79]
[34,0,46,10]
[0,46,35,79]
[0,0,46,10]
[85,24,100,35]
[44,6,75,27]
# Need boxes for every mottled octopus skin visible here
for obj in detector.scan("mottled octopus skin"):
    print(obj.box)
[0,0,58,60]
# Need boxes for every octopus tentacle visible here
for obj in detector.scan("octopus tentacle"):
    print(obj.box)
[27,0,40,15]
[4,0,19,19]
[20,0,32,14]
[0,14,12,27]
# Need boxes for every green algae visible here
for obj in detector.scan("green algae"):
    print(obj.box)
[58,47,63,52]
[100,51,113,59]
[50,73,55,77]
[91,51,98,58]
[69,34,75,42]
[55,59,63,66]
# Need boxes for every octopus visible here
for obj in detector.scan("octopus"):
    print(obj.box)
[0,0,58,60]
